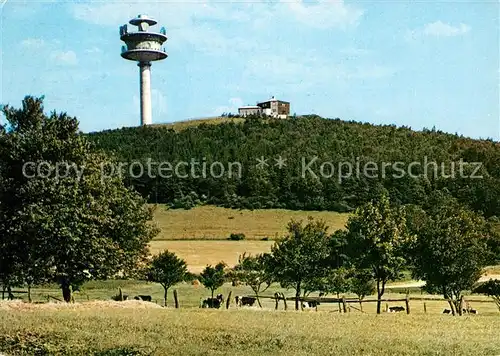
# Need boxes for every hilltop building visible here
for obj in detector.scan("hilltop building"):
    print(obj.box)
[238,97,290,119]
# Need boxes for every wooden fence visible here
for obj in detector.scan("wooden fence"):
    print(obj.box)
[3,287,497,315]
[248,293,499,315]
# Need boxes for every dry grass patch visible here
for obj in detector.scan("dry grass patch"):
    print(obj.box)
[0,300,162,312]
[149,240,273,273]
[484,265,500,276]
[1,307,499,355]
[153,205,349,240]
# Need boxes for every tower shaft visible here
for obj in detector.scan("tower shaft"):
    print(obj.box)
[139,62,152,126]
[121,15,167,126]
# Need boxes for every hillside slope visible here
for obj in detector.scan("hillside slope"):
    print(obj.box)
[150,116,244,131]
[153,205,349,240]
[88,115,500,217]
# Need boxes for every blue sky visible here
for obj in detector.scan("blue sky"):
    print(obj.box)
[1,0,498,140]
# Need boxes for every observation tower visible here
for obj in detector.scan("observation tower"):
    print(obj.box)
[120,15,168,126]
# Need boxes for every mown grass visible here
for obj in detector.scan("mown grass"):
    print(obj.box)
[149,240,274,273]
[152,205,350,241]
[149,206,349,272]
[1,304,499,356]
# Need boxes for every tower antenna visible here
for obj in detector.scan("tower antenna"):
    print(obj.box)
[120,14,168,126]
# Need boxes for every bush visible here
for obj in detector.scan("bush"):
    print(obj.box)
[488,216,499,223]
[228,233,245,241]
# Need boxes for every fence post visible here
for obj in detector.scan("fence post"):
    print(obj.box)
[342,296,347,313]
[423,302,427,313]
[359,298,363,312]
[226,291,232,309]
[405,295,410,314]
[281,293,287,311]
[274,293,279,310]
[173,289,179,309]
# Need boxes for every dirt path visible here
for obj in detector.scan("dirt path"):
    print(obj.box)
[387,274,500,289]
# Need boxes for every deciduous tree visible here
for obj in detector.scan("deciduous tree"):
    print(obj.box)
[0,96,159,302]
[266,218,332,310]
[473,279,500,311]
[408,196,491,315]
[345,195,413,314]
[229,253,272,308]
[199,262,226,299]
[147,250,188,307]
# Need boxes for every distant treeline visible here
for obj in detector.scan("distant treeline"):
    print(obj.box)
[87,115,500,217]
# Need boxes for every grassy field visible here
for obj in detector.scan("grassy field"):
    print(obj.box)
[153,205,350,240]
[149,206,500,276]
[150,205,349,272]
[7,279,500,314]
[3,203,497,355]
[1,300,499,356]
[3,278,499,355]
[149,240,274,273]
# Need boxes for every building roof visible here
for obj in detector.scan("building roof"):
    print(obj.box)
[257,98,290,105]
[238,106,261,109]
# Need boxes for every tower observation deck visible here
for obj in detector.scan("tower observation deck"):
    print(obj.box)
[120,14,168,126]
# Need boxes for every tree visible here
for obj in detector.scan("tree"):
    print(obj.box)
[199,262,226,299]
[266,218,332,310]
[86,110,500,219]
[350,269,376,301]
[0,96,159,302]
[229,253,272,308]
[147,250,188,307]
[345,194,413,314]
[316,267,352,312]
[301,229,351,310]
[350,268,376,312]
[473,279,500,311]
[408,198,491,315]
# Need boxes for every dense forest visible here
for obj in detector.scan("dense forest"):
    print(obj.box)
[87,115,500,218]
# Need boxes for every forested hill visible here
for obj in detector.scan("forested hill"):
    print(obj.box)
[87,115,500,218]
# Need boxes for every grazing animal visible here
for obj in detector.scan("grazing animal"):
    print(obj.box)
[235,296,256,307]
[201,294,224,309]
[301,301,320,309]
[388,306,405,313]
[443,308,478,315]
[134,295,152,302]
[111,293,128,301]
[463,308,478,314]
